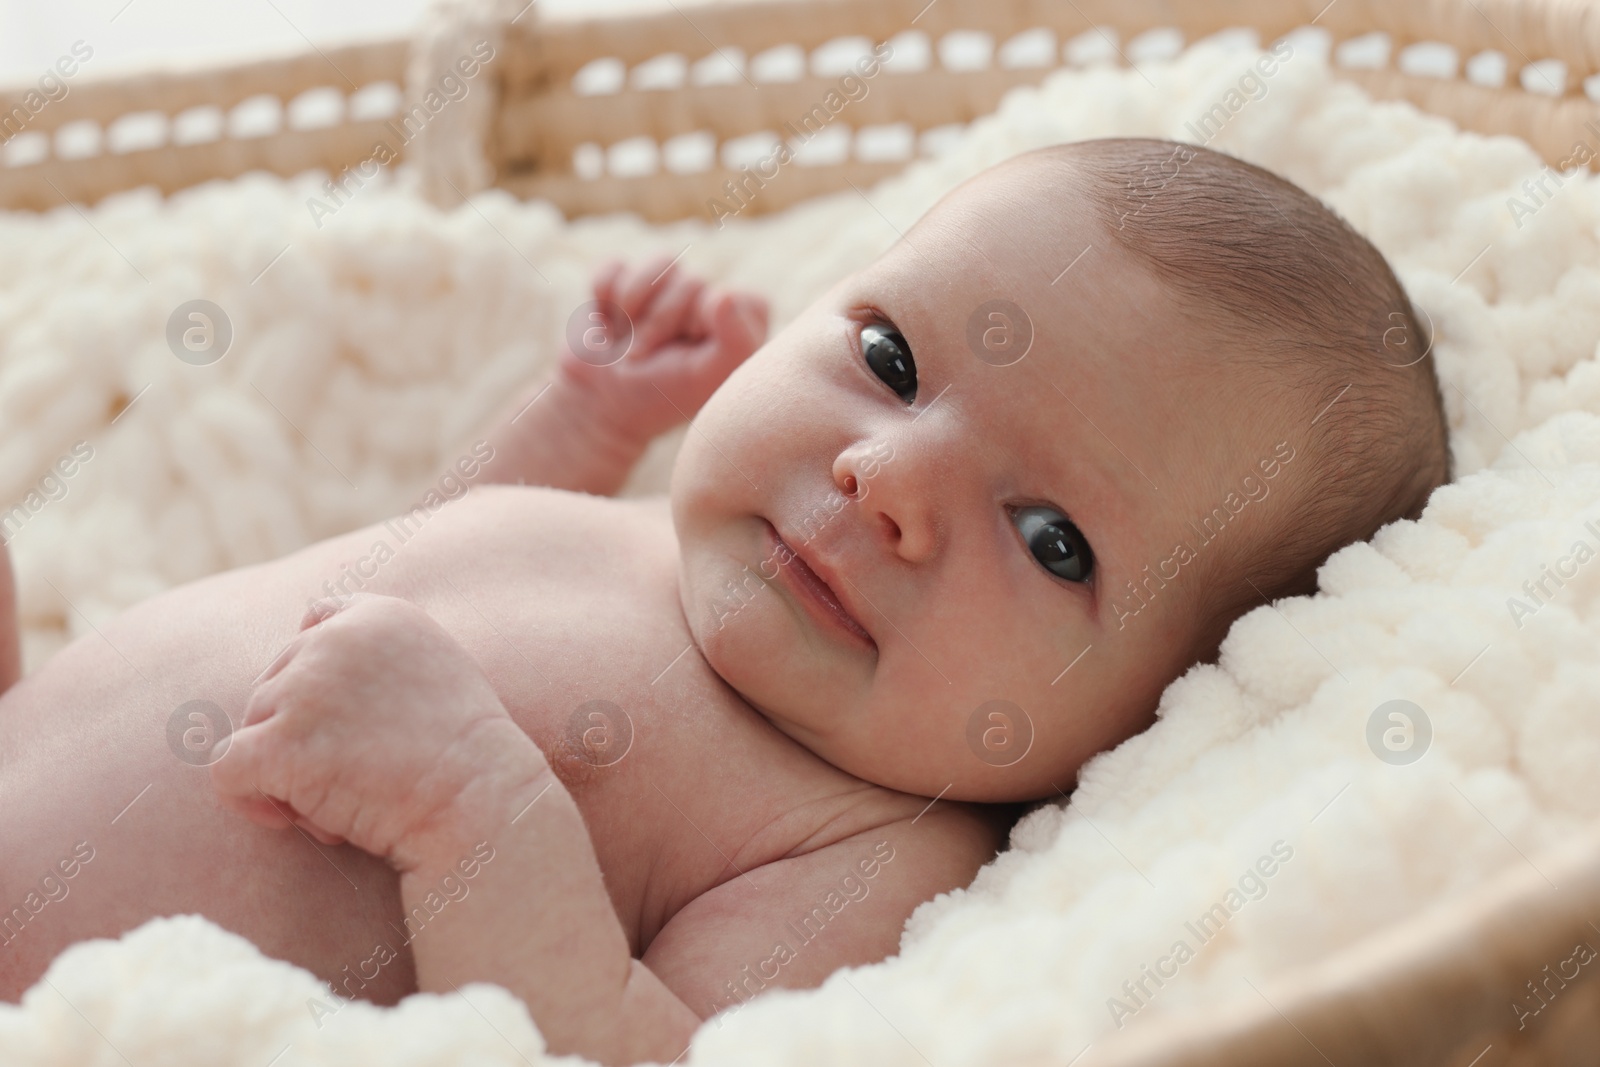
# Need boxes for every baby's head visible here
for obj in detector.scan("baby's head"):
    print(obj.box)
[670,138,1450,802]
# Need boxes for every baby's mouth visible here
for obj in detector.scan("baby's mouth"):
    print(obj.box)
[762,520,876,651]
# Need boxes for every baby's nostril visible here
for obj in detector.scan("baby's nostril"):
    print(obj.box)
[843,473,858,497]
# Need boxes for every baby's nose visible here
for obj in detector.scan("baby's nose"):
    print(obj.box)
[831,443,879,501]
[831,440,939,563]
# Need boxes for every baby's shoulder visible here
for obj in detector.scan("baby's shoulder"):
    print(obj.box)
[848,798,1016,895]
[774,798,1010,944]
[641,796,1015,1013]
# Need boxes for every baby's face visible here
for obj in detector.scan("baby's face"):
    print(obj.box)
[671,159,1293,802]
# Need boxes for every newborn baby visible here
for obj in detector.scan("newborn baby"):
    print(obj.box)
[0,138,1449,1064]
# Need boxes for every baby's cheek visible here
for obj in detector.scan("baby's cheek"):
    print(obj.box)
[948,643,1085,764]
[695,353,775,437]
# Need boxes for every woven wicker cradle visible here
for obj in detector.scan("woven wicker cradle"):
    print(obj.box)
[5,0,1600,218]
[5,0,1600,1064]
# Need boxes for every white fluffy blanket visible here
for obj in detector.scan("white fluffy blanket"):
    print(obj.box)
[4,29,1598,1067]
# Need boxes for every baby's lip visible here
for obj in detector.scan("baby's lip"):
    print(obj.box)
[763,520,876,651]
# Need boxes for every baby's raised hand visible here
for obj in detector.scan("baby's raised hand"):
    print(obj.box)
[558,256,768,446]
[211,594,545,871]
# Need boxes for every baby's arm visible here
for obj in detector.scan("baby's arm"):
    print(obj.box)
[468,258,767,497]
[396,746,701,1065]
[210,594,700,1064]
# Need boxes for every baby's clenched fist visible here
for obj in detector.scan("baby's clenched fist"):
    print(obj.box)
[211,593,548,872]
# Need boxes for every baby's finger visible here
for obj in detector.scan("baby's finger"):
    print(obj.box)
[224,791,296,832]
[664,292,766,400]
[300,596,345,631]
[214,742,340,843]
[209,718,285,808]
[251,589,359,690]
[210,761,295,831]
[299,591,390,633]
[614,255,677,322]
[294,815,346,847]
[591,259,625,307]
[244,636,311,729]
[631,273,705,358]
[240,683,280,729]
[251,634,303,689]
[245,792,326,841]
[700,289,768,361]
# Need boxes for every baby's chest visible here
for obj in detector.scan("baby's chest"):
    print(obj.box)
[435,581,804,912]
[497,624,793,862]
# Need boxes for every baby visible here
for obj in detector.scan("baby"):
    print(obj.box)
[0,138,1449,1064]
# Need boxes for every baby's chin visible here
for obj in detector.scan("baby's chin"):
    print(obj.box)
[674,546,854,724]
[674,547,772,688]
[685,606,1082,799]
[682,588,811,725]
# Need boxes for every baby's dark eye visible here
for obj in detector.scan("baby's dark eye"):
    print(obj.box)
[1013,506,1093,583]
[861,323,916,403]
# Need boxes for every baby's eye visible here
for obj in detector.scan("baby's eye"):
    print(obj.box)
[861,323,916,403]
[1013,506,1093,583]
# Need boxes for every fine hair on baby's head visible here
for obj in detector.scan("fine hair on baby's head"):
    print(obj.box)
[671,135,1453,803]
[1065,138,1452,650]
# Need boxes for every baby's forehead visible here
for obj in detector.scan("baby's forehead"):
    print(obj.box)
[870,183,1179,381]
[906,163,1103,286]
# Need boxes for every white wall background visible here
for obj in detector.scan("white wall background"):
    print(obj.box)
[0,0,689,86]
[0,1,442,86]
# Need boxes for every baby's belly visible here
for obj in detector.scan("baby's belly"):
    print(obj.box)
[0,547,416,1004]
